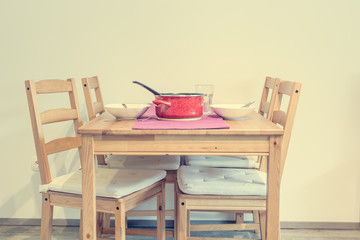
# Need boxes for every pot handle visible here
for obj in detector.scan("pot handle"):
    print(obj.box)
[152,99,171,107]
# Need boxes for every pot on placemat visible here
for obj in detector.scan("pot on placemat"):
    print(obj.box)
[133,81,204,120]
[153,93,204,120]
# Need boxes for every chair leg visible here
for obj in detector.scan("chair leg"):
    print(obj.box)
[79,210,83,240]
[96,212,104,238]
[114,204,126,240]
[259,210,266,240]
[103,213,112,229]
[157,181,166,240]
[187,210,190,237]
[174,185,178,240]
[176,197,188,240]
[253,210,260,234]
[40,193,53,240]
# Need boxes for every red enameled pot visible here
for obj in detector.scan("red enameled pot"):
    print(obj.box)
[152,93,204,119]
[132,81,204,120]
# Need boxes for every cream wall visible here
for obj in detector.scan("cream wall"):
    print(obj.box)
[1,0,359,223]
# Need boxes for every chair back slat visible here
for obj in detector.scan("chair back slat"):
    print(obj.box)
[35,79,73,93]
[86,76,100,89]
[258,77,280,119]
[41,108,78,124]
[93,102,104,116]
[271,110,286,127]
[259,102,270,116]
[25,78,82,185]
[82,76,105,121]
[278,81,295,96]
[264,77,277,88]
[45,136,81,155]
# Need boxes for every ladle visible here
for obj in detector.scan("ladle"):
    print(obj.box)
[242,101,255,108]
[133,81,161,95]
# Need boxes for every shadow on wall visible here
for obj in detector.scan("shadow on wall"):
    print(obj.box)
[0,150,82,220]
[13,124,82,220]
[0,173,41,220]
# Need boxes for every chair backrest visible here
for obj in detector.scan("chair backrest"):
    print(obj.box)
[271,80,301,178]
[25,78,83,185]
[82,76,105,121]
[258,76,281,119]
[81,76,107,165]
[256,77,281,169]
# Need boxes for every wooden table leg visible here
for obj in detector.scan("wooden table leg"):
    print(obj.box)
[81,135,96,240]
[266,136,281,240]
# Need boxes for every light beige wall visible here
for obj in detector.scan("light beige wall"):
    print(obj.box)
[1,0,359,222]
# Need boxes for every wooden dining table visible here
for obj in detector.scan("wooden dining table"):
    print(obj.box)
[78,111,284,240]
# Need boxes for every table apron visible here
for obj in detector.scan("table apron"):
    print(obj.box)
[93,137,270,155]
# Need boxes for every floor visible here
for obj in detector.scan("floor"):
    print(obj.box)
[0,226,359,240]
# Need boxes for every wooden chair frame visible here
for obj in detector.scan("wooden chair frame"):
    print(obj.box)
[238,76,281,234]
[81,76,106,165]
[25,78,166,240]
[176,80,301,240]
[82,76,177,237]
[187,76,281,235]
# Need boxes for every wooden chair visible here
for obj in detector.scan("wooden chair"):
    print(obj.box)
[176,80,301,239]
[25,78,166,240]
[82,76,180,237]
[184,76,280,234]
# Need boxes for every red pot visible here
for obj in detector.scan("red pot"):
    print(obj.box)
[152,93,204,119]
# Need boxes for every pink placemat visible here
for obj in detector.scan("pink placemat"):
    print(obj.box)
[132,105,229,130]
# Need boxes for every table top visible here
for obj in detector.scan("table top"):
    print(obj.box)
[78,111,283,136]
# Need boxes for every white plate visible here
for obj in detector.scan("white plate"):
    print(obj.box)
[222,117,246,121]
[210,104,255,119]
[105,104,150,119]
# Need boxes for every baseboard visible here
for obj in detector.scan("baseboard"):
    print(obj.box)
[280,221,360,230]
[0,218,78,227]
[0,218,359,230]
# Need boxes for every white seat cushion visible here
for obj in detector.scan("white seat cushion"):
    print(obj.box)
[106,155,180,170]
[177,166,266,196]
[39,168,166,198]
[185,155,260,168]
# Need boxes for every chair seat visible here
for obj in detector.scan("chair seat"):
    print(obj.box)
[185,155,260,168]
[39,168,166,198]
[106,155,180,170]
[177,166,266,196]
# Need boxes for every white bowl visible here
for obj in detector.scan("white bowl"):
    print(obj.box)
[105,104,150,119]
[210,104,255,120]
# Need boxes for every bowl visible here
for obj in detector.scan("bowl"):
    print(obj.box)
[105,104,150,120]
[210,104,255,120]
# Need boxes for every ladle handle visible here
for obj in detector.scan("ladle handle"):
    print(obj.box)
[242,101,255,108]
[132,81,161,95]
